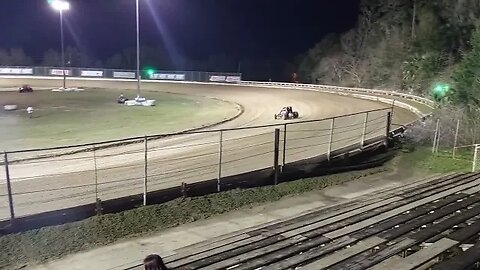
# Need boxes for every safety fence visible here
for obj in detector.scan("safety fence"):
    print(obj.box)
[0,108,392,222]
[0,66,242,83]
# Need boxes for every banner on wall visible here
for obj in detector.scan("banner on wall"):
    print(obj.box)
[209,75,226,82]
[50,69,71,76]
[0,68,33,75]
[81,70,103,77]
[226,76,241,83]
[113,71,136,79]
[150,73,185,81]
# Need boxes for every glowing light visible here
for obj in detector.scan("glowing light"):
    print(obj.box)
[50,0,70,11]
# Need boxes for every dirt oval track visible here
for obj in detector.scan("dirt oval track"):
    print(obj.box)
[0,78,419,219]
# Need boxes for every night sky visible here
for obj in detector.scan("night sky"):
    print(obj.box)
[0,0,359,64]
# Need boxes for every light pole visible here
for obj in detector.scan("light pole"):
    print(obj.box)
[136,0,141,98]
[50,0,70,90]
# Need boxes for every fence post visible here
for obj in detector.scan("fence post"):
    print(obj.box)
[282,124,287,167]
[360,112,369,147]
[473,144,478,173]
[327,118,335,161]
[453,119,460,159]
[432,119,440,154]
[92,146,100,214]
[274,128,280,185]
[385,112,392,145]
[144,136,148,206]
[3,152,15,221]
[435,124,441,154]
[217,130,223,192]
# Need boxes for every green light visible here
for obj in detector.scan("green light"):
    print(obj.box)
[432,83,450,102]
[145,68,156,78]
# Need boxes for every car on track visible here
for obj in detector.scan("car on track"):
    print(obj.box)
[275,106,299,120]
[117,94,129,104]
[19,85,33,93]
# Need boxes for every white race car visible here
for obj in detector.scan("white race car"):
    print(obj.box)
[275,106,299,120]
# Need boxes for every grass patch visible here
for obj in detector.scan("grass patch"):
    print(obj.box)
[1,165,389,269]
[399,146,472,173]
[0,89,239,150]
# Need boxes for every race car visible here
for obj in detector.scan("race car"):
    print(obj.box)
[117,94,129,104]
[19,85,33,93]
[275,106,299,120]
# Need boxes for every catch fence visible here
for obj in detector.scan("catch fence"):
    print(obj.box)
[0,108,392,222]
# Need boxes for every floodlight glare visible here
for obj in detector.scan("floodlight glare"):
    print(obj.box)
[51,0,70,11]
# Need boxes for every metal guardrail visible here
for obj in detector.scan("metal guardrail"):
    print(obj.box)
[239,81,435,108]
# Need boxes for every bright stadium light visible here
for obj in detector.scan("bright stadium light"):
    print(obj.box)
[49,0,70,89]
[51,0,70,11]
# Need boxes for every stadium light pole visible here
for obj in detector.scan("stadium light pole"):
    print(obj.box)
[50,0,70,90]
[136,0,141,98]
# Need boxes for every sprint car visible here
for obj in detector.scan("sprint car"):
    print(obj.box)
[275,106,299,120]
[19,85,33,93]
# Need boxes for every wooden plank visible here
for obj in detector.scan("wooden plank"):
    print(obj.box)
[329,200,480,270]
[172,173,470,266]
[170,174,466,269]
[324,177,480,239]
[300,236,386,270]
[212,178,480,270]
[172,174,475,269]
[367,255,404,270]
[261,193,480,270]
[432,241,480,270]
[390,238,458,270]
[171,197,401,269]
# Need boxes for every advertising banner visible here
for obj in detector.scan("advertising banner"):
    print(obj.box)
[113,71,136,79]
[81,70,103,77]
[50,69,71,76]
[209,75,226,82]
[226,76,241,83]
[0,68,33,75]
[150,73,185,81]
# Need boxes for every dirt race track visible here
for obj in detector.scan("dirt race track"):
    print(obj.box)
[0,78,419,220]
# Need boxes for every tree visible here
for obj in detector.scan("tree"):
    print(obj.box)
[451,28,480,111]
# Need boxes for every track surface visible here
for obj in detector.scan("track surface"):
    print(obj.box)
[0,78,417,219]
[130,173,480,270]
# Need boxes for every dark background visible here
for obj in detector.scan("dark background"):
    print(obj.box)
[0,0,360,80]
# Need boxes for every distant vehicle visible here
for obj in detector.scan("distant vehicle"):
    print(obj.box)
[117,94,129,104]
[275,106,299,120]
[19,85,33,93]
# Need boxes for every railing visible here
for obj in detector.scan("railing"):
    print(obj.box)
[0,108,392,222]
[240,81,434,108]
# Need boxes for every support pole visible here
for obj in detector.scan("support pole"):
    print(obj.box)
[435,124,441,154]
[385,111,392,146]
[360,112,369,147]
[3,152,15,220]
[217,130,223,192]
[432,119,440,154]
[327,118,335,161]
[143,136,148,206]
[282,124,287,167]
[274,128,280,185]
[453,119,460,159]
[93,147,99,204]
[473,145,478,173]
